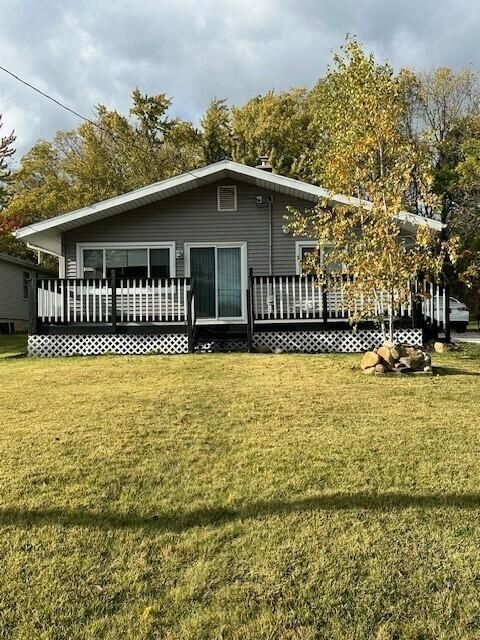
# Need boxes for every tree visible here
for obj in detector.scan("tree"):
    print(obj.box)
[412,67,480,223]
[200,98,232,163]
[286,38,453,342]
[0,114,15,208]
[231,89,311,176]
[1,90,204,243]
[0,114,27,256]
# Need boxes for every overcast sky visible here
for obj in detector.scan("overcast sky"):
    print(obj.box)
[1,0,480,158]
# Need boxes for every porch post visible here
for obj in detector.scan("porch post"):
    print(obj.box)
[28,272,38,335]
[444,279,451,343]
[322,280,328,329]
[187,281,193,353]
[247,268,254,352]
[110,269,117,333]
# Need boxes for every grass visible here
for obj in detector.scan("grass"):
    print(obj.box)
[1,343,480,639]
[0,332,27,358]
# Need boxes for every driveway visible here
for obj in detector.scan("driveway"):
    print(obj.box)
[451,331,480,344]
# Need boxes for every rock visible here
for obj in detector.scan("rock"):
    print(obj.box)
[434,341,451,353]
[390,345,401,360]
[360,351,380,370]
[398,351,426,370]
[398,345,417,359]
[362,366,376,375]
[375,363,386,374]
[377,346,395,369]
[254,344,272,354]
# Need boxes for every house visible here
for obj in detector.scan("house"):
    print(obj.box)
[0,252,48,334]
[14,159,447,356]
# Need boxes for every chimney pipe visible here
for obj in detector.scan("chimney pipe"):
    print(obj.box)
[256,156,273,172]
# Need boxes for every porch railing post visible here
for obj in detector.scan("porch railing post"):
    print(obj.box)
[444,279,451,343]
[28,272,39,335]
[187,278,196,353]
[111,269,117,333]
[321,279,328,329]
[247,268,254,351]
[412,280,423,330]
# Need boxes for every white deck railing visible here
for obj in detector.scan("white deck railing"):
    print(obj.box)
[37,278,190,324]
[251,274,445,327]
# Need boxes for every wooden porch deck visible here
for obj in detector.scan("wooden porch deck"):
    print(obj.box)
[28,272,450,352]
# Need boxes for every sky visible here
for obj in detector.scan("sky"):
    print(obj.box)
[1,0,480,158]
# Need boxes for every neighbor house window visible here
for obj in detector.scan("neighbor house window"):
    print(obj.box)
[79,244,175,278]
[22,271,30,299]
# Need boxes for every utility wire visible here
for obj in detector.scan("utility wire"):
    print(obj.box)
[0,64,210,184]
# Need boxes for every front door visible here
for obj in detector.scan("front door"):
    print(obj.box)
[188,245,245,320]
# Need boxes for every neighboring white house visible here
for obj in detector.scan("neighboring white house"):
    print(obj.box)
[0,252,48,333]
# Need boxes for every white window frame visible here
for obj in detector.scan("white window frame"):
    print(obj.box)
[184,241,247,323]
[217,185,238,212]
[295,241,318,275]
[76,242,176,278]
[295,240,345,275]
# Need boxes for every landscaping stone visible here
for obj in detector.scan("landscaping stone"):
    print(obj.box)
[362,366,376,375]
[434,341,450,353]
[390,345,401,360]
[361,342,434,377]
[360,351,380,370]
[377,345,395,368]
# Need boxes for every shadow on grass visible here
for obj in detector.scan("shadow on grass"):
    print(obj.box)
[2,493,480,532]
[434,366,480,377]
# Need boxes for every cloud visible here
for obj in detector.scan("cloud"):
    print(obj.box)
[1,0,479,158]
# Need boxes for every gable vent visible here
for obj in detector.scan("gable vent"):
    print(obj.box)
[217,185,237,211]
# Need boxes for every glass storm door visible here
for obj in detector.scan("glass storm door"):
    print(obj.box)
[189,246,243,319]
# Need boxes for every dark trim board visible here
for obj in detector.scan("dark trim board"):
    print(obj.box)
[37,323,187,335]
[254,318,417,332]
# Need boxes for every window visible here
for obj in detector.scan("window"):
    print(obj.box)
[79,244,174,278]
[22,271,30,299]
[217,185,237,211]
[105,248,148,279]
[295,241,344,275]
[83,249,103,278]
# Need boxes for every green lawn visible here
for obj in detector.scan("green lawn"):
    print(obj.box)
[1,344,480,639]
[0,332,27,358]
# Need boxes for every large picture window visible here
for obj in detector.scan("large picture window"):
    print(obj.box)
[79,244,175,279]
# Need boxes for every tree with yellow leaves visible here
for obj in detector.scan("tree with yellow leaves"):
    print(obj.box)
[286,38,455,343]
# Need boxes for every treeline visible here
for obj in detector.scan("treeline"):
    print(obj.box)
[0,41,479,288]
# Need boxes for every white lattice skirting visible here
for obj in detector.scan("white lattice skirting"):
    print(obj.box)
[28,334,189,357]
[253,329,423,354]
[28,328,423,357]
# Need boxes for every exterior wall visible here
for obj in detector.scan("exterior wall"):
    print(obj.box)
[63,179,313,278]
[0,260,30,321]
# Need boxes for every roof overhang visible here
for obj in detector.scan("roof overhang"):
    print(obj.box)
[14,160,444,254]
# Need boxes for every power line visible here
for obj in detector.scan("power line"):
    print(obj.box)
[0,64,101,130]
[0,64,210,184]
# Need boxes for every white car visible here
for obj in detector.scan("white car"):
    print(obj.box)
[432,296,470,333]
[449,297,470,333]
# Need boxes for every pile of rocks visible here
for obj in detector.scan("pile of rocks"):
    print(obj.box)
[361,343,433,376]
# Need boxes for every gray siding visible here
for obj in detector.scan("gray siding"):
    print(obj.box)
[63,179,313,278]
[0,261,30,321]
